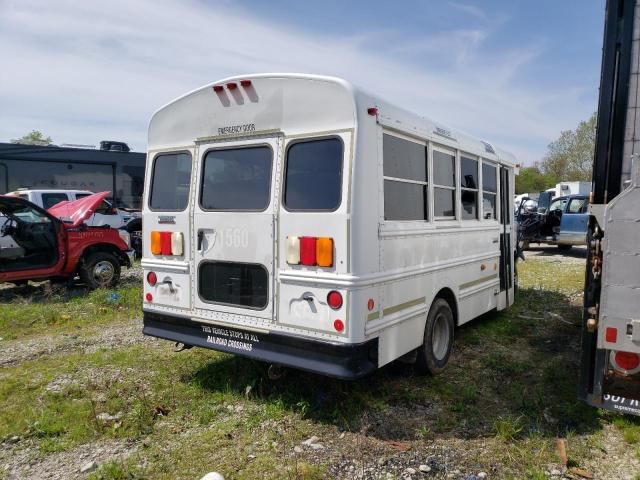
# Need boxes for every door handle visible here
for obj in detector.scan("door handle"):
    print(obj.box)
[197,230,204,251]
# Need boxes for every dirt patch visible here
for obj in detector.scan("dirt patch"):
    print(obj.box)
[0,438,138,480]
[0,318,153,367]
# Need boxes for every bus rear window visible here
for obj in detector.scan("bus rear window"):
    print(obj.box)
[149,153,192,211]
[200,146,272,211]
[284,138,343,211]
[199,261,268,309]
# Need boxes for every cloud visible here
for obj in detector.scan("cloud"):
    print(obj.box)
[0,0,597,164]
[448,2,489,21]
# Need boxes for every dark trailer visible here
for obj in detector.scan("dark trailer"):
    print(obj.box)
[580,0,640,416]
[0,141,145,210]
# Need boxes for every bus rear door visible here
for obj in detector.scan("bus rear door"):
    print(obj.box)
[192,136,282,322]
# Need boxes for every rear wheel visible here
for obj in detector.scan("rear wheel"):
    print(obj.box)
[415,298,455,375]
[79,252,121,289]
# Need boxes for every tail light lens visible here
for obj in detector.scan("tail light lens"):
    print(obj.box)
[147,271,157,286]
[300,237,317,266]
[171,232,184,256]
[606,327,618,343]
[614,351,640,372]
[327,291,343,309]
[145,292,153,302]
[150,231,162,255]
[316,237,334,267]
[333,319,345,332]
[286,236,300,264]
[160,232,172,255]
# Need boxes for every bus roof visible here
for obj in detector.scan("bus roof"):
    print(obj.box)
[148,73,516,167]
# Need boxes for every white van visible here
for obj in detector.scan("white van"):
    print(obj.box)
[142,74,517,379]
[7,189,133,228]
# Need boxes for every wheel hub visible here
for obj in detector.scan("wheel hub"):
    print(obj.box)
[93,260,115,284]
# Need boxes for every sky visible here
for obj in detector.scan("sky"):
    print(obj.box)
[0,0,605,164]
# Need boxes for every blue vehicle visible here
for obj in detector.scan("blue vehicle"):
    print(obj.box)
[517,192,589,251]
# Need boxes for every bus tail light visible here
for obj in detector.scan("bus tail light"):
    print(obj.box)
[151,231,184,256]
[333,319,345,332]
[151,231,162,255]
[606,327,618,343]
[316,237,334,267]
[286,236,300,264]
[147,271,157,286]
[300,237,317,266]
[145,292,153,302]
[327,291,343,309]
[287,235,334,267]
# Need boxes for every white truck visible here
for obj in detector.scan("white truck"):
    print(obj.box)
[6,189,135,229]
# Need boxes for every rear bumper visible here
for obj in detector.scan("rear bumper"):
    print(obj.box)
[143,311,378,380]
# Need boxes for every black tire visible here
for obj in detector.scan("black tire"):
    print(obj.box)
[79,252,121,289]
[557,244,573,252]
[415,298,455,375]
[125,217,142,233]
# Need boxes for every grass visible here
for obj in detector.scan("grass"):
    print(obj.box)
[0,277,141,341]
[1,252,637,478]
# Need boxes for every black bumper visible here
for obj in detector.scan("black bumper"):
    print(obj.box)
[143,311,378,380]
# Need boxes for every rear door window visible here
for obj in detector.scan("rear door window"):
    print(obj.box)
[41,192,69,209]
[149,152,192,211]
[284,138,343,211]
[200,146,272,211]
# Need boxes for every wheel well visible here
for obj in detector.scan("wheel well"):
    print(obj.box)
[434,287,459,326]
[79,244,123,265]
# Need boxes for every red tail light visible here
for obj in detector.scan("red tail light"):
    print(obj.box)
[145,292,153,302]
[160,232,172,255]
[300,237,317,266]
[606,327,618,343]
[615,351,640,371]
[333,319,345,332]
[327,291,343,309]
[147,271,157,286]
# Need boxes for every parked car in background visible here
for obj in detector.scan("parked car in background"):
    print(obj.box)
[6,189,135,228]
[0,192,134,288]
[517,193,589,251]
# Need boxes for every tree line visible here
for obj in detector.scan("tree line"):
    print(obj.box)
[516,112,596,194]
[10,116,598,196]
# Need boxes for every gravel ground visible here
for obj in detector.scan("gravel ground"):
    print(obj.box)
[2,250,639,480]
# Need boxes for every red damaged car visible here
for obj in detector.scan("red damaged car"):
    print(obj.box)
[0,192,134,288]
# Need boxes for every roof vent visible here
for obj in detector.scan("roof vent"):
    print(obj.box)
[100,141,130,152]
[481,140,495,154]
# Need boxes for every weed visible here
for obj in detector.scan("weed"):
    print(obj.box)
[494,416,524,440]
[87,460,143,480]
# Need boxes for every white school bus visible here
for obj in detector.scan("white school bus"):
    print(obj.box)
[142,74,517,379]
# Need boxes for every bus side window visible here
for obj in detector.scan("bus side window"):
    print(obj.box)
[482,162,497,219]
[460,155,479,219]
[433,150,455,218]
[382,134,428,221]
